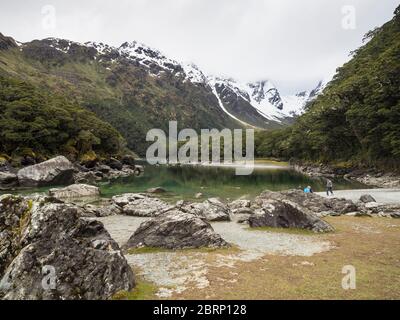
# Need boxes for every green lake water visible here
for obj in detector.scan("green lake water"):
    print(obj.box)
[99,162,367,202]
[1,162,368,202]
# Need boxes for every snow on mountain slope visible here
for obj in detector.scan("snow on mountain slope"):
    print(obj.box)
[208,77,286,123]
[44,37,325,127]
[281,81,327,116]
[206,77,326,125]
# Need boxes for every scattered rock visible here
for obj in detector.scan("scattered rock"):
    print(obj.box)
[121,155,136,167]
[0,172,18,189]
[229,199,251,211]
[112,193,146,207]
[134,165,144,176]
[365,202,380,209]
[74,171,102,184]
[256,189,359,216]
[359,194,376,203]
[123,210,229,250]
[79,203,122,217]
[347,172,400,188]
[0,195,135,300]
[181,198,230,222]
[147,187,167,194]
[48,184,100,199]
[112,193,172,217]
[195,193,203,199]
[17,156,74,187]
[249,199,334,233]
[107,158,123,171]
[96,164,111,174]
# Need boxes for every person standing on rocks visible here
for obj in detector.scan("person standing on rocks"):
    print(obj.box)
[326,179,334,196]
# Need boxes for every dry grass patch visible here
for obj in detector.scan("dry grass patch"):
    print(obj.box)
[172,216,400,300]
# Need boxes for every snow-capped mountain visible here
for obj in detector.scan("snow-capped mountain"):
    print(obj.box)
[42,37,326,128]
[205,77,326,126]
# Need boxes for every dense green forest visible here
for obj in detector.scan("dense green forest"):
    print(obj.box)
[0,36,237,158]
[0,75,124,164]
[256,6,400,171]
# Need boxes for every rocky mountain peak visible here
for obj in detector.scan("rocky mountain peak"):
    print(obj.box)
[0,32,18,50]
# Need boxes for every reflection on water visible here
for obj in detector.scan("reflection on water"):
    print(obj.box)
[100,163,368,202]
[1,162,368,202]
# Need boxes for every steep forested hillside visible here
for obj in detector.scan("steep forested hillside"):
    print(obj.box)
[0,75,124,165]
[0,35,238,157]
[256,6,400,171]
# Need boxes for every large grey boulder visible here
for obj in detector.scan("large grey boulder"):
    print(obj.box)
[257,190,359,216]
[180,198,231,221]
[112,193,173,217]
[79,203,122,217]
[0,195,134,300]
[48,184,100,199]
[107,158,123,171]
[0,172,18,189]
[123,211,229,250]
[17,156,74,187]
[359,194,376,203]
[249,199,334,233]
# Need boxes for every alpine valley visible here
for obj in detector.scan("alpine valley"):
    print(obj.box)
[0,32,324,161]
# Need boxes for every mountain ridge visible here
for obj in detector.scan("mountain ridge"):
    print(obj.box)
[16,35,323,126]
[0,32,324,159]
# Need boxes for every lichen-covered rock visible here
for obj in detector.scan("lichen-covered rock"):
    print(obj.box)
[112,193,173,217]
[123,211,229,250]
[0,172,18,189]
[257,190,359,216]
[0,195,134,300]
[180,198,231,221]
[249,199,334,233]
[359,194,377,203]
[79,203,122,217]
[17,156,74,187]
[48,184,100,199]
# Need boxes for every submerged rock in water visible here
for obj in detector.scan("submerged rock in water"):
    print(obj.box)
[48,184,100,199]
[249,199,334,233]
[17,156,74,187]
[146,187,167,194]
[0,195,134,300]
[123,210,229,250]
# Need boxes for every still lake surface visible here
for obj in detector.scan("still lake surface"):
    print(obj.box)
[99,161,367,202]
[3,161,368,202]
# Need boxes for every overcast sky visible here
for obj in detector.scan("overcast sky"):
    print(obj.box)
[0,0,398,93]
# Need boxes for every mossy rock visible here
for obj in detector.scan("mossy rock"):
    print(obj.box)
[79,150,99,168]
[20,148,36,159]
[0,156,9,166]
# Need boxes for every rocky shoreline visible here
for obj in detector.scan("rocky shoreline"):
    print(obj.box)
[1,156,400,300]
[1,183,399,299]
[291,161,400,188]
[0,155,144,191]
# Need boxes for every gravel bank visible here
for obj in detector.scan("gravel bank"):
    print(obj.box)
[96,216,332,297]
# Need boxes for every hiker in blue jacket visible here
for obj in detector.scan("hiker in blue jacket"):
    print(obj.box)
[304,186,313,193]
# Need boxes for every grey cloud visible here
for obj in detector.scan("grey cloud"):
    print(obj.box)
[0,0,398,93]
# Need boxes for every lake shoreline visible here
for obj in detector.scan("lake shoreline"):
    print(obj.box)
[290,161,400,189]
